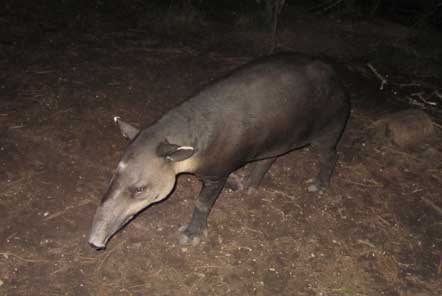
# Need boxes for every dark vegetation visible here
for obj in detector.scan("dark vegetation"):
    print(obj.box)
[2,1,442,31]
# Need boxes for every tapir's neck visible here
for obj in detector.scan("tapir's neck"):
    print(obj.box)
[148,104,212,174]
[172,156,201,174]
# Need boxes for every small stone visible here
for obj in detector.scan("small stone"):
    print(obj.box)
[307,184,318,192]
[0,279,4,286]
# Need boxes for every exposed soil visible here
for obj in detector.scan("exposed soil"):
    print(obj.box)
[1,13,442,296]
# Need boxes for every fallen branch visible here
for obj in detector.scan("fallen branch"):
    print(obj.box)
[367,63,387,90]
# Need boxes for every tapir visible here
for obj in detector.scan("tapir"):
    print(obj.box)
[88,53,350,249]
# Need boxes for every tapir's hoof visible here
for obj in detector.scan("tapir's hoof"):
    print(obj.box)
[177,225,208,246]
[306,178,326,194]
[226,173,245,192]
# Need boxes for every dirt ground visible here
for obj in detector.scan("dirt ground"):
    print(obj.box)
[1,13,442,296]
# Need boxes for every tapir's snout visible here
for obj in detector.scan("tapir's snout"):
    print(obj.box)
[88,204,120,250]
[88,213,112,250]
[88,198,138,250]
[88,238,107,250]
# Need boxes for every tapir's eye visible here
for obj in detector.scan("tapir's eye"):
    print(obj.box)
[135,186,146,194]
[130,185,147,197]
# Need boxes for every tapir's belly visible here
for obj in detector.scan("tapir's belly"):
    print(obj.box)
[194,95,340,176]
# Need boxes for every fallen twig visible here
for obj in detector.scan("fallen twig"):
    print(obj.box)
[32,70,56,75]
[241,226,264,235]
[45,199,93,221]
[5,232,17,243]
[375,215,392,228]
[407,95,426,108]
[97,240,125,271]
[342,178,383,188]
[383,146,421,161]
[411,92,438,106]
[398,82,421,88]
[0,252,48,263]
[194,265,225,269]
[3,177,26,192]
[264,188,297,201]
[357,239,376,249]
[8,125,24,130]
[420,196,442,217]
[79,255,98,264]
[50,266,69,276]
[367,63,388,90]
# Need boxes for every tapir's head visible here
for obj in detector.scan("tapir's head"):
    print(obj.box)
[88,117,195,249]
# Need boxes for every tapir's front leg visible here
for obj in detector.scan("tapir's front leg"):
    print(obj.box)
[178,177,227,246]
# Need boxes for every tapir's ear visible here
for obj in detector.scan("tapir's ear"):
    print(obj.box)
[157,141,195,162]
[114,116,140,140]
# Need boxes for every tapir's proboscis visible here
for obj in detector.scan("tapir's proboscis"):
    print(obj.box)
[88,53,350,249]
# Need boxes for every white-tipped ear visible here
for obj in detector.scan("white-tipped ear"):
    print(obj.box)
[177,146,194,151]
[165,146,195,161]
[113,116,140,140]
[157,142,195,162]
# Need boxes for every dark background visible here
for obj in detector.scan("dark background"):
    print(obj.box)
[2,0,441,28]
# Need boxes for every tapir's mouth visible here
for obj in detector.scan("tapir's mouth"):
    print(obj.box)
[88,215,135,250]
[88,236,109,250]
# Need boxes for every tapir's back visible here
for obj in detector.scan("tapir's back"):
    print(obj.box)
[181,53,346,127]
[159,53,350,173]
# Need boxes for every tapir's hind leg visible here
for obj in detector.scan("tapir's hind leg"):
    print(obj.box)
[306,145,338,193]
[178,177,227,246]
[308,112,348,193]
[243,158,276,192]
[226,158,276,193]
